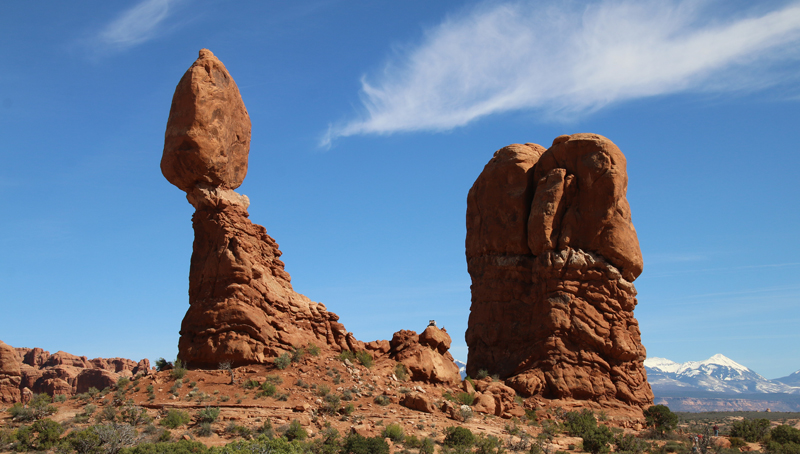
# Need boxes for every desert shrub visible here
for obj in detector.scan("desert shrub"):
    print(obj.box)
[243,379,260,390]
[355,351,373,368]
[100,405,118,423]
[394,363,408,381]
[765,440,800,454]
[258,382,277,398]
[121,404,151,426]
[564,409,597,437]
[771,425,800,445]
[93,423,137,454]
[282,420,307,441]
[265,375,283,385]
[342,433,390,454]
[662,441,687,453]
[525,408,538,422]
[444,426,476,448]
[54,393,67,403]
[155,358,170,372]
[730,418,771,442]
[476,369,489,379]
[225,423,253,440]
[382,423,404,442]
[581,425,615,454]
[15,418,64,451]
[456,392,475,406]
[419,437,436,454]
[342,403,355,416]
[643,405,678,437]
[160,409,191,429]
[338,350,356,363]
[374,395,391,406]
[316,384,331,397]
[475,433,504,454]
[196,422,213,437]
[306,343,321,357]
[321,394,341,415]
[119,439,209,454]
[170,359,188,380]
[66,427,102,454]
[615,433,649,454]
[274,353,291,370]
[275,392,289,401]
[196,407,220,424]
[9,393,58,421]
[117,377,131,389]
[729,437,747,449]
[290,346,306,363]
[257,420,274,438]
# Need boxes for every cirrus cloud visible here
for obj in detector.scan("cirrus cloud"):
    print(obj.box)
[322,0,800,146]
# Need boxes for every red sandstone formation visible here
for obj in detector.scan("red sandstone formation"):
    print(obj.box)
[162,50,461,379]
[0,342,150,402]
[465,134,653,409]
[162,50,361,368]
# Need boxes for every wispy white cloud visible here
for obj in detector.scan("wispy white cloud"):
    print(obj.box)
[322,0,800,146]
[95,0,177,52]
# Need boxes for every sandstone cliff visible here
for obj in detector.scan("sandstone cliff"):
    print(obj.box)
[465,134,653,409]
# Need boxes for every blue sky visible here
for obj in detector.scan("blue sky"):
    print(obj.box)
[1,0,799,379]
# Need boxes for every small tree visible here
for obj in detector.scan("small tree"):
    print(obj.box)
[643,405,678,437]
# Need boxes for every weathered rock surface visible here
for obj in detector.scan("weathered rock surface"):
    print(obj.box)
[162,49,251,193]
[0,340,22,403]
[163,50,360,368]
[0,342,149,402]
[388,327,460,385]
[465,134,652,408]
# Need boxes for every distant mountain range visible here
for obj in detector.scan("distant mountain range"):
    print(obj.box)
[456,355,800,411]
[645,354,800,412]
[645,354,800,395]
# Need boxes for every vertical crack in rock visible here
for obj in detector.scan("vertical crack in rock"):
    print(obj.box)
[465,134,653,409]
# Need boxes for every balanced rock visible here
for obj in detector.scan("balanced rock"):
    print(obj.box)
[465,134,652,408]
[162,49,250,193]
[389,327,460,384]
[163,50,358,368]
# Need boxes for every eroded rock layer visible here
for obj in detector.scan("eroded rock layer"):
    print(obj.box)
[465,134,653,407]
[163,50,361,368]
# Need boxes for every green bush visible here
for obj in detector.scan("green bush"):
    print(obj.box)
[476,369,489,379]
[66,427,102,454]
[274,353,291,370]
[258,382,277,398]
[394,363,408,381]
[772,425,800,445]
[196,422,213,437]
[121,404,151,426]
[316,384,331,397]
[306,343,321,357]
[581,425,614,454]
[564,409,598,437]
[474,433,504,454]
[342,433,390,454]
[119,439,210,454]
[382,423,404,442]
[290,346,306,363]
[374,395,391,406]
[282,420,307,442]
[321,394,341,415]
[9,394,58,421]
[155,358,170,372]
[766,441,800,454]
[730,418,771,442]
[338,350,356,363]
[196,407,220,424]
[15,418,64,451]
[419,437,435,454]
[444,426,476,448]
[160,410,191,429]
[729,437,747,449]
[170,359,188,380]
[117,377,131,389]
[355,351,373,368]
[456,392,475,406]
[643,405,678,437]
[615,433,649,454]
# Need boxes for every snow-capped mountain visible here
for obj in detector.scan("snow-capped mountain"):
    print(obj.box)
[455,360,467,379]
[775,369,800,387]
[645,354,800,394]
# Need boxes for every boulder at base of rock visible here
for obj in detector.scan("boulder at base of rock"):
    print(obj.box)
[389,328,460,385]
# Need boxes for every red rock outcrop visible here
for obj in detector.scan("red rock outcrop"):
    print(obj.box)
[0,342,150,402]
[388,327,460,385]
[163,50,359,368]
[0,340,22,403]
[465,134,653,409]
